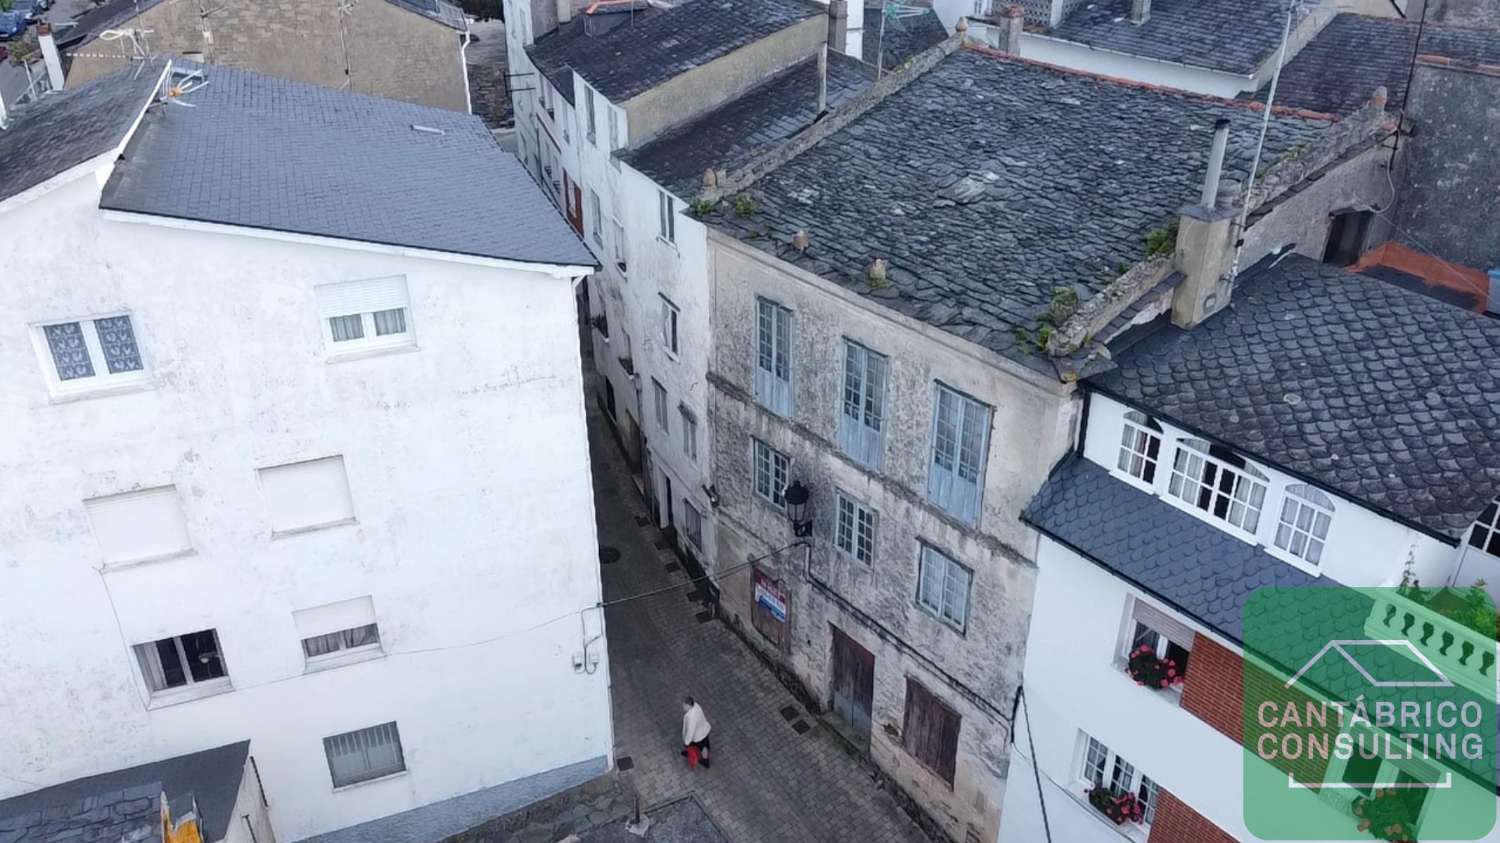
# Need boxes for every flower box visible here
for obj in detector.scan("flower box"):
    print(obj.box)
[1127,644,1185,690]
[1087,786,1145,825]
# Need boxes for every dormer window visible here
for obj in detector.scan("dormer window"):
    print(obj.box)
[1274,484,1334,565]
[1467,498,1500,556]
[1167,439,1267,533]
[1117,411,1162,484]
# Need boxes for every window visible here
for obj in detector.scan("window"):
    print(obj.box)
[294,596,381,665]
[1117,411,1162,484]
[835,492,876,564]
[1124,598,1194,683]
[1323,209,1373,267]
[1079,735,1160,826]
[839,341,887,470]
[917,544,971,631]
[680,404,698,461]
[927,385,990,524]
[658,190,676,243]
[604,380,617,419]
[84,486,192,565]
[1468,497,1500,556]
[608,108,621,168]
[134,629,228,695]
[324,722,405,788]
[902,678,960,785]
[753,438,789,508]
[36,314,147,393]
[315,276,413,355]
[684,501,704,550]
[257,456,356,535]
[590,189,603,247]
[754,297,793,415]
[1275,484,1334,565]
[612,218,628,273]
[653,379,669,432]
[1167,439,1267,533]
[585,86,597,145]
[660,296,680,357]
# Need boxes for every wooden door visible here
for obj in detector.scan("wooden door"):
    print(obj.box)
[830,625,875,741]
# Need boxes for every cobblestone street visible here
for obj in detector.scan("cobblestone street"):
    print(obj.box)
[585,370,934,843]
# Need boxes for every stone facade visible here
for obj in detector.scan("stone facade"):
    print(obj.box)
[707,234,1080,843]
[66,0,468,111]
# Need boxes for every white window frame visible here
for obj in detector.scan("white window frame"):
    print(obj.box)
[653,378,669,433]
[1272,483,1334,567]
[834,491,877,564]
[927,384,991,525]
[324,722,407,789]
[32,312,151,398]
[753,438,789,509]
[1115,410,1163,489]
[133,629,232,704]
[316,276,415,359]
[839,340,887,470]
[1166,438,1268,537]
[585,86,597,145]
[916,543,971,632]
[680,404,698,462]
[590,189,604,247]
[683,500,704,550]
[612,217,628,274]
[754,297,793,416]
[658,189,676,244]
[608,106,621,168]
[1077,734,1161,829]
[660,295,680,358]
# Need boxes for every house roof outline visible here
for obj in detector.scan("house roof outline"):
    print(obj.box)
[1284,639,1454,690]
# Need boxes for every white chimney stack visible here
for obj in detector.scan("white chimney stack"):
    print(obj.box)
[845,0,864,61]
[1130,0,1150,24]
[558,0,572,25]
[38,22,65,92]
[1200,117,1230,208]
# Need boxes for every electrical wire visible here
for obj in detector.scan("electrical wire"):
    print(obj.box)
[1229,0,1298,285]
[1015,686,1054,843]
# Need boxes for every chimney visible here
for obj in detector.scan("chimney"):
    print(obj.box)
[827,0,848,56]
[1170,118,1237,328]
[816,43,828,115]
[992,3,1023,54]
[845,0,864,61]
[558,0,572,25]
[37,23,65,92]
[1129,0,1150,25]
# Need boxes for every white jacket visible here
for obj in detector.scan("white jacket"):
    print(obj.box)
[682,703,711,745]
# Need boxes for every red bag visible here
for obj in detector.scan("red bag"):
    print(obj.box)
[686,746,700,768]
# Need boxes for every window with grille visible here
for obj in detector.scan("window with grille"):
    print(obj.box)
[684,501,704,550]
[902,678,960,785]
[653,379,669,432]
[36,314,148,393]
[315,276,413,355]
[1079,734,1160,825]
[661,296,680,357]
[754,297,793,416]
[324,722,406,787]
[1117,411,1162,484]
[839,340,887,470]
[753,438,789,508]
[1469,497,1500,556]
[1167,439,1267,533]
[927,385,990,524]
[680,404,698,461]
[1275,484,1334,565]
[835,492,876,564]
[134,630,228,696]
[917,544,972,631]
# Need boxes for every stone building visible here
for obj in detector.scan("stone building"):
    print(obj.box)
[60,0,471,111]
[691,33,1399,843]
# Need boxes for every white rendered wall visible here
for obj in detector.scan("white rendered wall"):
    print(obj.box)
[0,172,612,842]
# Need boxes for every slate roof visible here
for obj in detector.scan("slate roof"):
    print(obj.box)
[863,3,947,71]
[0,782,164,843]
[703,49,1331,363]
[0,741,250,842]
[620,51,875,197]
[1258,14,1500,114]
[100,62,595,267]
[64,0,463,48]
[1048,0,1294,75]
[0,59,165,205]
[1091,253,1500,541]
[1024,455,1318,642]
[525,0,823,106]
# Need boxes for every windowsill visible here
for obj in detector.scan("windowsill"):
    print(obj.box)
[325,342,420,365]
[270,517,358,540]
[304,646,385,674]
[897,745,956,792]
[47,377,155,405]
[656,236,678,252]
[332,770,409,793]
[914,603,967,638]
[1263,543,1324,577]
[1063,782,1152,842]
[101,548,196,573]
[1111,656,1184,705]
[145,678,234,710]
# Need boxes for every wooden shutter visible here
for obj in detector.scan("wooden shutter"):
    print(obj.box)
[903,678,960,785]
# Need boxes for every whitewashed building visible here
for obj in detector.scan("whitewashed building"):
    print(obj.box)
[0,59,608,843]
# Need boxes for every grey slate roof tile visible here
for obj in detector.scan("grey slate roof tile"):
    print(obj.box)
[863,3,947,71]
[65,0,463,50]
[0,59,166,205]
[1254,13,1500,115]
[703,50,1330,363]
[1048,0,1294,75]
[0,781,163,843]
[0,743,249,842]
[620,51,875,197]
[525,0,822,106]
[1091,253,1500,541]
[1024,454,1317,643]
[99,62,594,267]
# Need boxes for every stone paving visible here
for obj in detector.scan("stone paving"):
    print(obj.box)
[586,370,934,843]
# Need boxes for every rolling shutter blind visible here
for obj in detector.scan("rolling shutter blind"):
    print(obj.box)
[85,486,192,563]
[258,456,355,533]
[294,596,377,640]
[1131,599,1196,651]
[316,276,409,317]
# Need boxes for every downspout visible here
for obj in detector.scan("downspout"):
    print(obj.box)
[461,23,473,115]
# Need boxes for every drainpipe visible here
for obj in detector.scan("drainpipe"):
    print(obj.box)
[460,24,473,115]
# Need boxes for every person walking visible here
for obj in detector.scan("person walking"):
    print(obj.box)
[681,695,711,769]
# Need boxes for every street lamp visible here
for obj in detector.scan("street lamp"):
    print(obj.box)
[785,480,813,538]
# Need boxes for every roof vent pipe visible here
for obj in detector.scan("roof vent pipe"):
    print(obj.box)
[816,43,828,116]
[1200,118,1231,208]
[1130,0,1150,24]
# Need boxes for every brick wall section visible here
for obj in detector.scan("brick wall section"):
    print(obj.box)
[1180,636,1244,743]
[1148,790,1238,843]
